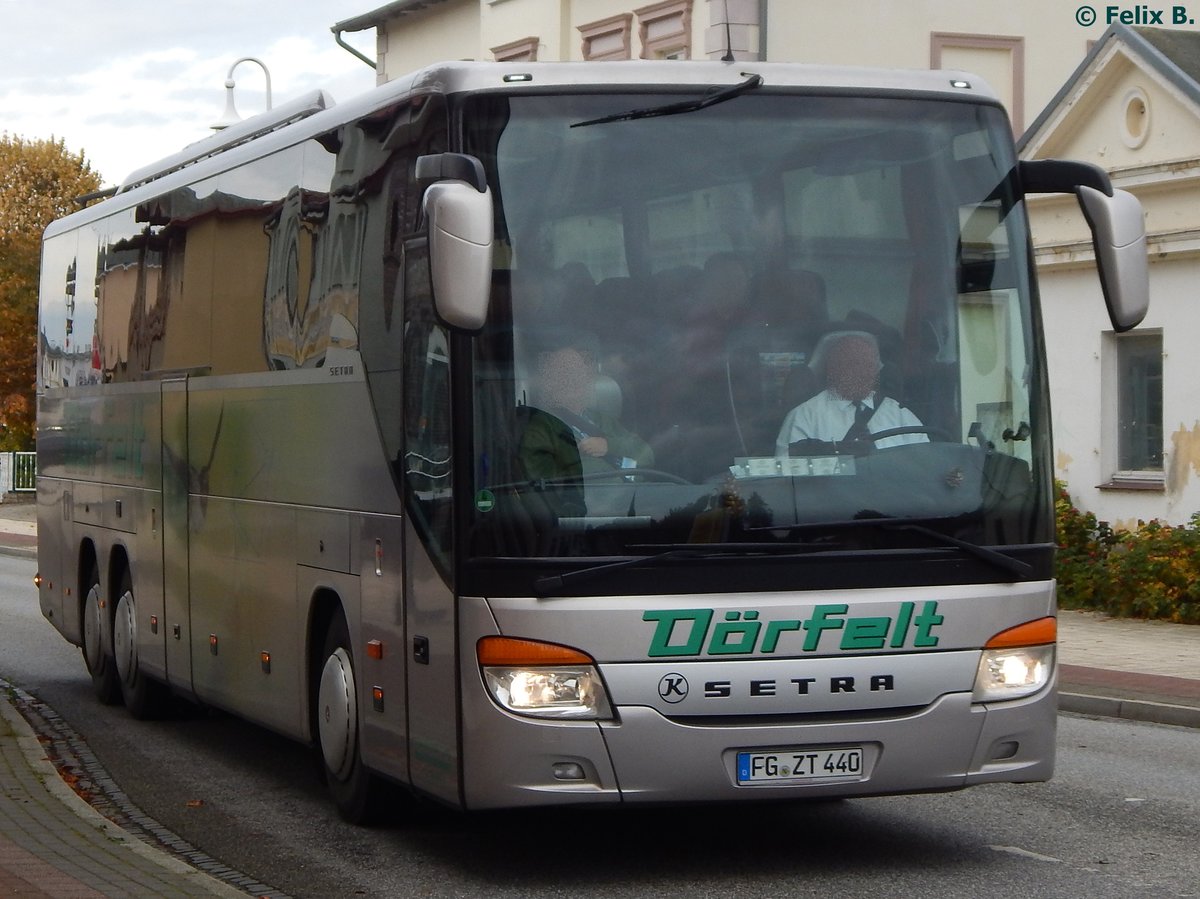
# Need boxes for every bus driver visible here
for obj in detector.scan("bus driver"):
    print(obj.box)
[775,331,928,456]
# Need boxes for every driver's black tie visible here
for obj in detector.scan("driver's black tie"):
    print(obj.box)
[843,401,874,443]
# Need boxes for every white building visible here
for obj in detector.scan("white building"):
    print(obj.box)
[332,1,1200,134]
[1022,24,1200,528]
[328,3,1198,526]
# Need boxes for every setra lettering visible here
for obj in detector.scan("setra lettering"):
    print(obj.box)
[688,675,899,699]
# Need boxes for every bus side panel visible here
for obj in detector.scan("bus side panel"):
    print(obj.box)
[38,385,164,651]
[180,374,402,742]
[189,495,303,738]
[358,513,410,787]
[36,389,69,638]
[121,482,166,684]
[161,379,193,692]
[403,519,462,806]
[35,474,69,640]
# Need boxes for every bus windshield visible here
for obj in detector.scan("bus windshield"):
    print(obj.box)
[463,90,1050,568]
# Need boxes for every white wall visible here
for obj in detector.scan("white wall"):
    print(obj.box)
[381,0,481,77]
[1041,254,1200,529]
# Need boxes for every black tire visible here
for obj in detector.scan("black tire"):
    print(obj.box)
[81,564,121,705]
[317,614,383,824]
[112,568,168,720]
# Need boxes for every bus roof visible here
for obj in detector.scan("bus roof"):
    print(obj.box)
[50,59,999,237]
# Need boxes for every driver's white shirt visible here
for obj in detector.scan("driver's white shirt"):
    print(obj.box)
[775,390,928,455]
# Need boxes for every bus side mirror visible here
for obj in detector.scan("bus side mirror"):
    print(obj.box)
[418,153,493,332]
[1019,159,1149,333]
[1076,186,1149,333]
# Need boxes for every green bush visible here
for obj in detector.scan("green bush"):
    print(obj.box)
[1054,481,1117,610]
[1102,515,1200,623]
[1054,481,1200,624]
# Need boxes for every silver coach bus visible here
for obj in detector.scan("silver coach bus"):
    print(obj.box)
[36,61,1147,822]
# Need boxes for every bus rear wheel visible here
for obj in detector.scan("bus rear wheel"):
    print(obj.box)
[81,565,121,705]
[317,614,383,824]
[112,569,167,719]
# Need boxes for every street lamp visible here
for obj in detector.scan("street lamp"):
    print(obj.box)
[211,57,273,131]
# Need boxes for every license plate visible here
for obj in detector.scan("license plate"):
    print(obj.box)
[736,747,864,784]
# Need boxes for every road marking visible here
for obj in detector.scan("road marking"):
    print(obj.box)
[989,845,1063,864]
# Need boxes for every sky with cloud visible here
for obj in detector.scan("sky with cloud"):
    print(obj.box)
[1,0,380,186]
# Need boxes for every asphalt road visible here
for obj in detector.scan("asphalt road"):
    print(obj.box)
[1,554,1197,898]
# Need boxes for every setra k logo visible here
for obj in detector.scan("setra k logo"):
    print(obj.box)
[658,673,689,703]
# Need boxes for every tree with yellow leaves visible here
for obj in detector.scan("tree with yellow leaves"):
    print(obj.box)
[0,134,102,449]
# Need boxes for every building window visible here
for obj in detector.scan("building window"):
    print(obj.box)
[931,33,1025,133]
[580,14,633,61]
[1117,331,1163,472]
[1102,330,1163,489]
[492,36,539,62]
[636,0,692,59]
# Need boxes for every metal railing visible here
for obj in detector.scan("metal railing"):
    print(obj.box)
[1,452,36,494]
[11,453,36,491]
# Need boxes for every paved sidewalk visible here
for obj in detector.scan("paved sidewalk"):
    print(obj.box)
[1057,608,1200,728]
[0,494,1195,895]
[0,694,245,898]
[0,498,36,559]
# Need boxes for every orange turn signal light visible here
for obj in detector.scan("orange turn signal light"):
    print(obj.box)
[477,636,593,667]
[985,616,1057,649]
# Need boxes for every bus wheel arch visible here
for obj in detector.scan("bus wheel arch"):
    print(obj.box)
[79,541,121,705]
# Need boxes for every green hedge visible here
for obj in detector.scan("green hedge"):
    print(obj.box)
[1055,481,1200,623]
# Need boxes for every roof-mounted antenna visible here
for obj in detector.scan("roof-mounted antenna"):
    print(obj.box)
[721,0,735,62]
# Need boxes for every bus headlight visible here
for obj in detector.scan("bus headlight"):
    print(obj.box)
[972,616,1056,702]
[477,636,614,720]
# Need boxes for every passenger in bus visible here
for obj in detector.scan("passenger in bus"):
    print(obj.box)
[648,254,754,477]
[775,331,928,456]
[519,345,654,508]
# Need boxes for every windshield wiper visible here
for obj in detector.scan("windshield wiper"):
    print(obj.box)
[533,541,839,595]
[880,523,1033,579]
[570,73,764,128]
[747,517,1034,580]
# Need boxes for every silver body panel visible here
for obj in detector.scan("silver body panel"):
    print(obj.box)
[458,584,1056,809]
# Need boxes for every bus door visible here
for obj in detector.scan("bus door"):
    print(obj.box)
[398,267,463,806]
[160,377,193,691]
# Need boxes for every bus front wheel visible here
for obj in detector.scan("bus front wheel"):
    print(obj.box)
[317,614,382,824]
[81,565,121,705]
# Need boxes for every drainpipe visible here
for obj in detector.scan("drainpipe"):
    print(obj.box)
[332,24,378,69]
[759,0,768,60]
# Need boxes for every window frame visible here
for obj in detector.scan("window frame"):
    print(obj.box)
[636,0,692,60]
[930,32,1025,133]
[492,35,540,62]
[579,14,633,61]
[1101,328,1164,490]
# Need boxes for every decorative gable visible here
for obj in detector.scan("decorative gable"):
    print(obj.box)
[1021,25,1200,266]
